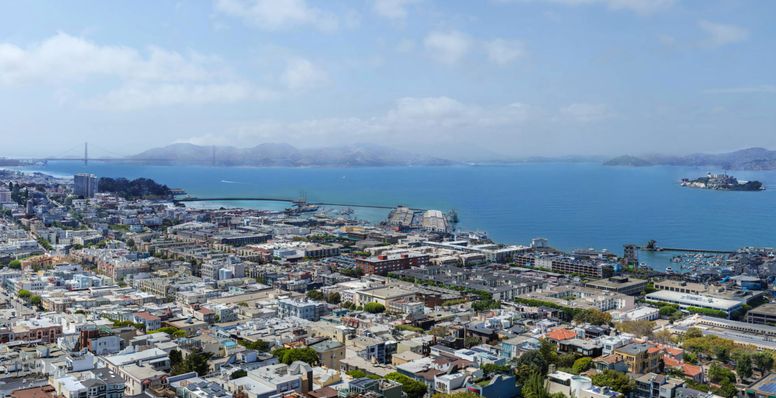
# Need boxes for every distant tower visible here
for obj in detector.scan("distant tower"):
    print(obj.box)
[84,142,88,165]
[623,244,639,267]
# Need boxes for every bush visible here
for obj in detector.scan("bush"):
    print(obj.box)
[230,369,247,379]
[395,324,423,333]
[572,357,593,374]
[364,302,386,313]
[385,372,427,398]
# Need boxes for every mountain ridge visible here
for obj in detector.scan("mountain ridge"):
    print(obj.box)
[604,147,776,170]
[130,142,455,167]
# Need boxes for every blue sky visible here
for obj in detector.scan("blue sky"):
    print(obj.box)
[0,0,774,159]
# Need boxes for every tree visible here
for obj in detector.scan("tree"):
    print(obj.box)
[17,289,31,299]
[8,259,21,269]
[591,370,634,394]
[684,327,703,339]
[169,349,183,368]
[385,372,427,398]
[472,299,501,312]
[752,352,774,375]
[572,357,593,374]
[514,350,548,382]
[238,339,271,352]
[481,363,511,375]
[432,392,481,398]
[364,302,386,313]
[716,379,738,398]
[172,349,212,376]
[653,329,675,344]
[346,369,368,378]
[556,353,579,369]
[272,347,320,366]
[29,295,41,306]
[616,320,655,338]
[573,309,612,326]
[306,290,324,301]
[522,371,550,398]
[708,361,735,384]
[326,292,341,304]
[735,353,753,380]
[230,369,247,379]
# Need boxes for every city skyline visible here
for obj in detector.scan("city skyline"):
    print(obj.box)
[0,0,774,159]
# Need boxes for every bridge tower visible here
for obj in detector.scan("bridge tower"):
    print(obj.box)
[84,142,88,165]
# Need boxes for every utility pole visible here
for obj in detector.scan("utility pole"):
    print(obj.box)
[84,142,88,165]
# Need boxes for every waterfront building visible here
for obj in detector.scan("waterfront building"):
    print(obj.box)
[586,276,648,296]
[645,291,742,318]
[356,252,430,275]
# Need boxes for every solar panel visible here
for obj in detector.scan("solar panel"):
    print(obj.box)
[758,383,776,393]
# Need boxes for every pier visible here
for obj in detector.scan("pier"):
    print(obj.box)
[641,246,735,254]
[175,196,423,211]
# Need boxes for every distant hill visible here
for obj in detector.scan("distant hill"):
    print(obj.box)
[604,147,776,170]
[130,143,454,167]
[603,155,653,167]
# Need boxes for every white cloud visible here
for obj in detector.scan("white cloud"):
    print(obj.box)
[83,83,275,111]
[0,32,211,85]
[698,20,749,48]
[0,32,305,110]
[424,30,472,65]
[213,0,338,31]
[210,96,611,153]
[373,0,417,20]
[496,0,674,15]
[485,39,525,65]
[704,85,776,94]
[560,103,613,122]
[281,58,328,90]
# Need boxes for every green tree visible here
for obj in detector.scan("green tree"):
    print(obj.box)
[230,369,247,379]
[171,350,212,376]
[752,352,775,375]
[716,380,738,398]
[708,362,735,384]
[513,350,548,382]
[573,309,612,326]
[616,320,655,338]
[472,299,501,312]
[17,289,31,299]
[30,295,41,306]
[385,372,427,398]
[238,339,271,352]
[480,363,511,375]
[572,357,593,374]
[364,302,386,313]
[306,290,324,300]
[591,370,634,394]
[8,259,21,269]
[684,327,703,339]
[346,369,368,378]
[326,292,341,304]
[556,353,579,369]
[735,353,753,380]
[272,347,320,366]
[431,392,481,398]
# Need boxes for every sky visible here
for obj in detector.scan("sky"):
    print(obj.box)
[0,0,774,160]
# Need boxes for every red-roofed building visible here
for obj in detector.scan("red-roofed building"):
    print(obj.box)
[546,328,577,342]
[133,311,161,331]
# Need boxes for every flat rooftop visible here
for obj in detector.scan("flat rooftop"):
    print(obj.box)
[645,290,741,311]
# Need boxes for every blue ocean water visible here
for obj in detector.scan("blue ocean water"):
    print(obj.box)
[18,161,776,268]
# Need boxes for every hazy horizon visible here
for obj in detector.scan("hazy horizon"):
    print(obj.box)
[1,0,774,159]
